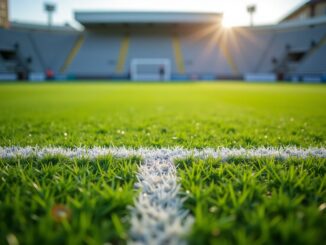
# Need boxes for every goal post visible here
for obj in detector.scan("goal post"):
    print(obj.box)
[130,58,171,81]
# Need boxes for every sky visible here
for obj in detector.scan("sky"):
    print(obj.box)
[9,0,307,28]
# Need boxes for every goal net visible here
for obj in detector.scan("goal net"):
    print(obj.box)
[130,59,171,81]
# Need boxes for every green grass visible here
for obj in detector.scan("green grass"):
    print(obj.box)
[0,81,325,244]
[177,157,326,245]
[0,82,325,148]
[0,155,140,245]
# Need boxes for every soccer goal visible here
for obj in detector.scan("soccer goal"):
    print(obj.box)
[130,59,171,81]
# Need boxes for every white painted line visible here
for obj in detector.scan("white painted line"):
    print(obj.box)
[0,146,325,160]
[129,156,193,244]
[1,146,325,244]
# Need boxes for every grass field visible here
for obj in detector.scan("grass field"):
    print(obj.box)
[0,82,325,147]
[0,82,325,245]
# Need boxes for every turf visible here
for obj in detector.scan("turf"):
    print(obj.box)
[0,81,325,244]
[0,82,325,148]
[177,156,326,245]
[0,155,140,245]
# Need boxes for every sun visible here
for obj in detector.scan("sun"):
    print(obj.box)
[222,15,237,28]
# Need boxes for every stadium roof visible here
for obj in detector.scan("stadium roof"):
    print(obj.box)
[75,11,222,26]
[10,21,77,32]
[281,0,326,22]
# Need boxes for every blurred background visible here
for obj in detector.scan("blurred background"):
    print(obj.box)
[0,0,325,82]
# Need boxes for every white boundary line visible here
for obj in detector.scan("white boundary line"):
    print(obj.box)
[0,146,325,160]
[129,156,193,244]
[1,146,325,244]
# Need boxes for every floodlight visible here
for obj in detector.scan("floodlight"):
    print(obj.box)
[247,4,257,26]
[44,3,56,28]
[44,3,56,12]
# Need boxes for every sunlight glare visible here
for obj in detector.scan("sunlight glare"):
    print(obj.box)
[222,14,238,28]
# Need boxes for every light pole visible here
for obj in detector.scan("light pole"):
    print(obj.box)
[44,3,56,28]
[247,4,256,27]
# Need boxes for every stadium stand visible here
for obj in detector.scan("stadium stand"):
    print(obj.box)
[0,28,43,73]
[180,30,233,78]
[296,38,326,74]
[127,34,173,74]
[0,56,8,72]
[67,32,123,77]
[0,10,325,82]
[257,25,326,74]
[0,24,78,80]
[226,28,274,74]
[29,31,78,74]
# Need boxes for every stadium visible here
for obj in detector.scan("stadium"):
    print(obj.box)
[0,0,326,245]
[0,1,326,81]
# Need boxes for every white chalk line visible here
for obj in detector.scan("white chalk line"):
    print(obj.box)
[129,156,193,245]
[1,146,325,245]
[0,146,325,160]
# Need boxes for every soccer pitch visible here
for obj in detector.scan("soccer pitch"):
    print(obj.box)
[0,82,325,244]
